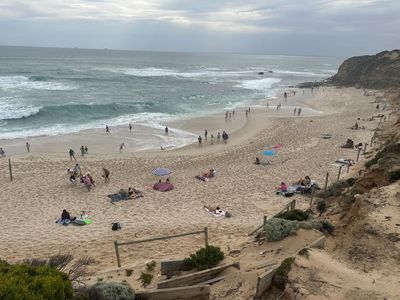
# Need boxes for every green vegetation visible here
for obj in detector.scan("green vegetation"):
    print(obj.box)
[264,218,299,241]
[0,259,73,300]
[146,261,156,272]
[184,245,225,270]
[275,209,309,221]
[272,257,295,290]
[388,170,400,182]
[365,157,378,168]
[88,282,135,300]
[139,272,153,286]
[125,269,133,277]
[298,248,310,258]
[320,178,355,198]
[316,200,327,214]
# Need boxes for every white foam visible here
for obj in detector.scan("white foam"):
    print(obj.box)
[0,97,41,120]
[236,78,281,91]
[0,76,77,91]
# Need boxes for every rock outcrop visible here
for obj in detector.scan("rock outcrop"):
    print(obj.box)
[330,50,400,89]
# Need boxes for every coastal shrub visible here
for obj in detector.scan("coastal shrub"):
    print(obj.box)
[272,257,295,290]
[275,209,309,221]
[146,260,156,272]
[298,248,310,258]
[125,269,133,277]
[184,245,225,270]
[316,200,327,214]
[298,220,334,234]
[0,259,73,300]
[88,282,134,300]
[365,157,378,168]
[321,179,355,198]
[139,272,153,286]
[264,218,299,241]
[388,170,400,182]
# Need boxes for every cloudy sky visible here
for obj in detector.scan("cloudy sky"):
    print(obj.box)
[0,0,398,56]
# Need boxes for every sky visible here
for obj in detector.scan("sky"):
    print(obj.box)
[0,0,399,56]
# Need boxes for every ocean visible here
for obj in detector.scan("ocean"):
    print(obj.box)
[0,46,341,148]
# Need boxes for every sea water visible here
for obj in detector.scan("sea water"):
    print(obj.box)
[0,46,341,149]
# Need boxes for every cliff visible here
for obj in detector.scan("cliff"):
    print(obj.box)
[330,50,400,89]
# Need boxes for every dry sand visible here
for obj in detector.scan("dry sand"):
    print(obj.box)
[0,87,384,295]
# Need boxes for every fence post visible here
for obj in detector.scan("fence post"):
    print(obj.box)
[324,172,329,193]
[114,241,121,268]
[204,227,209,248]
[356,147,361,162]
[337,166,342,181]
[8,158,13,181]
[263,215,267,227]
[363,143,368,154]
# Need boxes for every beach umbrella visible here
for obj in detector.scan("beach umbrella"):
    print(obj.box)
[262,150,276,156]
[152,167,171,176]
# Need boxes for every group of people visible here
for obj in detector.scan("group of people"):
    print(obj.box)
[67,163,109,192]
[198,130,229,146]
[80,145,89,156]
[293,107,302,116]
[276,176,316,195]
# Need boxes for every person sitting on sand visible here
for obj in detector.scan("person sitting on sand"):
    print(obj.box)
[61,209,76,221]
[254,157,261,165]
[68,169,76,184]
[204,205,223,214]
[202,169,216,178]
[277,182,288,192]
[128,187,143,198]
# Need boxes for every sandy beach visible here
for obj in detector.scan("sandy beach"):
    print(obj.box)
[0,87,382,284]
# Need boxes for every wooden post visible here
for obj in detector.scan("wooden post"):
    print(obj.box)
[204,227,209,248]
[114,241,121,268]
[356,147,361,162]
[347,163,350,173]
[8,158,13,181]
[263,215,267,227]
[363,143,368,154]
[337,166,342,181]
[324,172,329,193]
[310,187,315,208]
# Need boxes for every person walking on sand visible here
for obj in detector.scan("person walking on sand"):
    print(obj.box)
[85,146,88,154]
[106,125,110,134]
[284,92,287,102]
[129,123,132,133]
[102,168,110,182]
[80,145,85,156]
[0,147,5,158]
[294,108,297,116]
[211,134,214,145]
[198,136,202,146]
[165,126,169,135]
[245,109,248,118]
[298,107,302,116]
[69,149,76,162]
[217,132,221,143]
[204,129,208,141]
[119,142,125,152]
[26,142,30,153]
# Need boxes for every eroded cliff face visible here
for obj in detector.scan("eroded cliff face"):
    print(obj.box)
[330,50,400,89]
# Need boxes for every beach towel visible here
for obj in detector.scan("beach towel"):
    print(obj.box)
[153,182,174,192]
[204,207,226,217]
[56,218,71,226]
[108,193,129,202]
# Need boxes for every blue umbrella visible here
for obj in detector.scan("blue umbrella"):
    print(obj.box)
[262,150,276,156]
[152,167,171,176]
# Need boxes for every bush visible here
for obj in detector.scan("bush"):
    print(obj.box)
[0,259,73,300]
[298,220,334,234]
[264,218,299,241]
[276,209,309,221]
[298,248,310,258]
[184,245,225,270]
[139,272,153,286]
[316,201,327,214]
[321,179,355,198]
[88,282,134,300]
[146,261,156,272]
[388,170,400,182]
[272,257,295,290]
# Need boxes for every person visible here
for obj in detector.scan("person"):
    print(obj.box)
[248,107,251,114]
[376,104,380,110]
[225,111,228,121]
[85,146,88,154]
[83,174,92,191]
[61,209,73,221]
[267,103,269,109]
[69,149,76,162]
[284,92,287,101]
[204,205,223,214]
[204,129,208,141]
[73,163,81,177]
[119,142,125,152]
[210,134,214,145]
[245,109,248,118]
[129,123,132,133]
[298,107,302,116]
[80,145,85,156]
[106,125,110,134]
[166,177,171,183]
[198,136,202,146]
[0,147,5,157]
[165,126,169,135]
[26,142,30,153]
[222,131,229,143]
[294,108,297,116]
[86,173,95,186]
[254,157,260,165]
[102,168,110,182]
[217,132,221,143]
[277,182,288,192]
[68,169,76,184]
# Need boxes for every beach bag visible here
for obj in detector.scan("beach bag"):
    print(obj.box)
[111,223,122,231]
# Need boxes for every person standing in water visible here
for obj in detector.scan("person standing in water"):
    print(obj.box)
[165,126,169,135]
[284,92,287,102]
[129,123,132,133]
[26,142,30,153]
[106,125,110,134]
